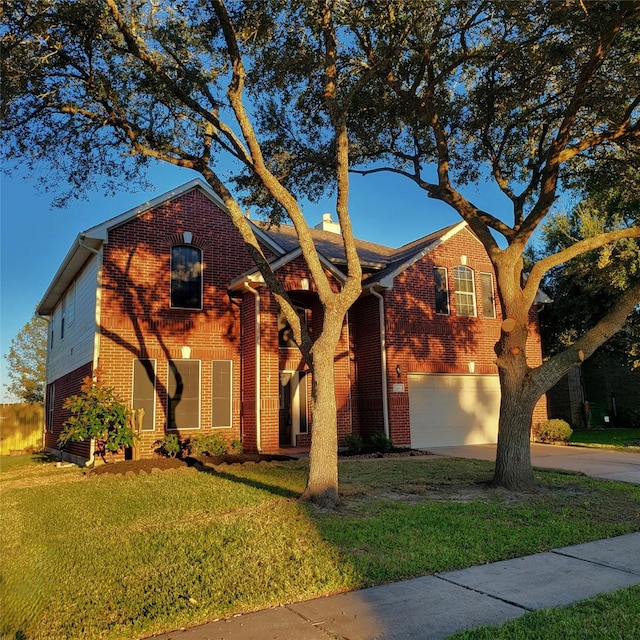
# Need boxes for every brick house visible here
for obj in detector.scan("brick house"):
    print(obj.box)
[37,178,547,464]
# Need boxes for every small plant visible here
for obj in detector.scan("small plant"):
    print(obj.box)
[158,433,182,458]
[58,371,135,462]
[229,438,243,454]
[371,431,392,452]
[344,432,363,453]
[536,419,573,443]
[187,433,229,456]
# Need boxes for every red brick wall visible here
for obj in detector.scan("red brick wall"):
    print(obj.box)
[44,361,93,460]
[98,188,254,457]
[349,295,385,440]
[382,226,546,445]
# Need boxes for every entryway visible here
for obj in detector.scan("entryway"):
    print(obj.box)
[279,371,309,447]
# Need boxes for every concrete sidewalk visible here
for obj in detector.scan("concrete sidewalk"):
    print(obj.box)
[148,533,640,640]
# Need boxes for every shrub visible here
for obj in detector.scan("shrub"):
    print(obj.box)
[371,431,392,452]
[58,372,135,462]
[344,432,363,453]
[229,438,243,454]
[536,419,573,443]
[187,433,229,456]
[157,433,182,458]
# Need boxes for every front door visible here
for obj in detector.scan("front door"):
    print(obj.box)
[279,371,308,447]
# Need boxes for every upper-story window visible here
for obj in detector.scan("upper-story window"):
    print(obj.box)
[171,245,202,309]
[453,265,476,317]
[434,267,450,315]
[480,272,496,319]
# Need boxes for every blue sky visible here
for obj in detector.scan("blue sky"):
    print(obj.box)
[0,160,514,402]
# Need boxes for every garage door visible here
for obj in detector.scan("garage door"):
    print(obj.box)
[408,374,501,448]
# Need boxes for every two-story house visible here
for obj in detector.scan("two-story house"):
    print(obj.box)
[37,178,547,465]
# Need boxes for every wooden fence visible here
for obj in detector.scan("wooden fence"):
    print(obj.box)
[0,403,44,455]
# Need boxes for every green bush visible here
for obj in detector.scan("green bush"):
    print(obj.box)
[229,438,243,454]
[371,431,392,452]
[157,433,182,458]
[187,433,230,456]
[536,419,573,443]
[344,432,363,453]
[58,372,135,462]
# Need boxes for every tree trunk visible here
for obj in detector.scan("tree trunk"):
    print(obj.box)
[492,368,538,490]
[301,320,342,508]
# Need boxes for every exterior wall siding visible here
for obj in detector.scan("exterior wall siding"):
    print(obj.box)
[46,256,99,383]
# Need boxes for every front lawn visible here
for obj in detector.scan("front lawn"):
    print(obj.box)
[2,454,640,640]
[570,427,640,452]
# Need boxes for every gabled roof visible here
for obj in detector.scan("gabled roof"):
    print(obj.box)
[37,178,471,315]
[37,178,281,315]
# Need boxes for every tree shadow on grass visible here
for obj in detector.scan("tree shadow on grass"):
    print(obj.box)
[187,456,302,500]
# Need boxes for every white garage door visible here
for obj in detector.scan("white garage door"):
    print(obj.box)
[408,374,501,448]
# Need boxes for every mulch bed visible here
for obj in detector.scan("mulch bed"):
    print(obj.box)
[85,453,297,476]
[85,448,429,476]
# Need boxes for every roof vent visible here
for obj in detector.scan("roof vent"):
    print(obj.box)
[315,213,341,234]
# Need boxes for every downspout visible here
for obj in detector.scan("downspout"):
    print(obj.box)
[243,283,261,452]
[370,289,390,438]
[79,236,101,467]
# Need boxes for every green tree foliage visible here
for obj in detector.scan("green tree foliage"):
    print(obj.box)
[58,372,135,462]
[539,176,640,367]
[4,313,47,403]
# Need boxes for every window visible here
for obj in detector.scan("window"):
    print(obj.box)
[453,266,476,317]
[168,359,200,430]
[278,306,307,348]
[480,272,496,319]
[434,267,449,314]
[46,384,55,432]
[60,299,66,340]
[212,360,232,428]
[171,245,202,309]
[133,358,157,431]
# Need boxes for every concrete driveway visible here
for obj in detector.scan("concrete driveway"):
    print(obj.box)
[431,443,640,484]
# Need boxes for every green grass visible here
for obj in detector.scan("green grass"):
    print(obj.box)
[449,585,640,639]
[2,454,640,640]
[569,427,640,452]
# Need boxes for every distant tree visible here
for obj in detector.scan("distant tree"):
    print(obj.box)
[539,174,640,368]
[4,313,47,404]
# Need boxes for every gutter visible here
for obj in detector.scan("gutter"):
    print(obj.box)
[243,282,262,453]
[369,288,390,438]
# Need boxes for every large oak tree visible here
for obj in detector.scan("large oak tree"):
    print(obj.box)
[245,0,640,489]
[2,0,367,506]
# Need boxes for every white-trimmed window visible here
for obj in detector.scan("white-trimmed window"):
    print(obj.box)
[453,266,476,317]
[480,272,496,319]
[434,267,450,315]
[170,245,202,309]
[168,359,201,430]
[212,360,232,428]
[132,358,157,431]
